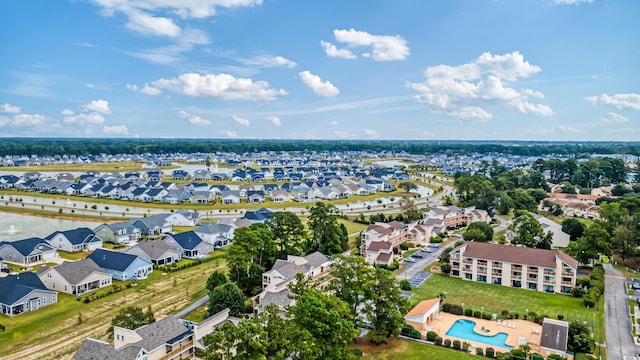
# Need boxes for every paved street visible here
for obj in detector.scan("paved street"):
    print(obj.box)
[604,263,640,360]
[397,245,445,280]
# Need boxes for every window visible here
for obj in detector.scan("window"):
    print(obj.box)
[47,273,52,278]
[465,273,472,280]
[543,285,554,293]
[477,275,487,283]
[528,282,537,290]
[52,294,56,302]
[43,297,47,305]
[512,280,521,288]
[493,278,502,285]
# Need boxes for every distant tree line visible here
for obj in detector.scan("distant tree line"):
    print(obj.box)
[0,138,639,156]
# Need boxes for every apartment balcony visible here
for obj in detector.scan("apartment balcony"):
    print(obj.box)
[163,342,193,360]
[562,280,574,285]
[527,270,538,275]
[511,275,522,280]
[477,270,487,275]
[491,271,502,277]
[562,271,574,277]
[463,259,473,265]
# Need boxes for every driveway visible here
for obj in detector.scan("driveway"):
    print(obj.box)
[397,246,445,280]
[604,263,640,359]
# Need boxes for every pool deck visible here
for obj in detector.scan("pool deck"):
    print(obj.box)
[427,312,543,352]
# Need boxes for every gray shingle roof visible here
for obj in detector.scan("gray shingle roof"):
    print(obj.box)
[303,251,330,268]
[44,258,106,285]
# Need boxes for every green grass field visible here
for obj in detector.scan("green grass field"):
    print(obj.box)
[357,338,477,360]
[411,274,605,345]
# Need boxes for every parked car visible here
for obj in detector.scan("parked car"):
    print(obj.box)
[420,247,432,253]
[411,253,424,259]
[1,267,13,273]
[632,280,640,290]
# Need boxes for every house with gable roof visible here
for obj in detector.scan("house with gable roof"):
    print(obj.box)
[131,215,172,235]
[163,210,201,227]
[194,223,234,248]
[94,222,141,244]
[37,258,112,295]
[404,298,441,334]
[0,238,57,266]
[0,272,58,316]
[164,231,212,259]
[45,227,102,253]
[124,240,181,265]
[88,249,153,281]
[364,241,394,266]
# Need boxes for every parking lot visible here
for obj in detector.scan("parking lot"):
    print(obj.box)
[408,271,431,288]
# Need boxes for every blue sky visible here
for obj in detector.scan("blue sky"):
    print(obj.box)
[0,0,638,141]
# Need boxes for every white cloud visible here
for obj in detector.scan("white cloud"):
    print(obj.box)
[61,109,74,116]
[153,72,288,101]
[266,116,281,126]
[13,113,46,126]
[331,28,410,61]
[556,125,580,133]
[127,83,162,95]
[586,93,640,110]
[554,0,593,4]
[408,51,552,121]
[63,112,105,125]
[332,130,350,138]
[600,112,629,123]
[219,129,237,138]
[0,116,10,127]
[85,83,96,89]
[363,129,379,138]
[92,0,262,37]
[241,55,297,68]
[320,41,357,60]
[0,103,21,114]
[524,125,580,135]
[178,110,211,126]
[328,120,339,127]
[103,124,129,135]
[298,70,340,98]
[124,28,209,65]
[82,99,111,114]
[232,115,250,126]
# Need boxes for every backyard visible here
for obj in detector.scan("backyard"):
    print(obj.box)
[356,337,476,360]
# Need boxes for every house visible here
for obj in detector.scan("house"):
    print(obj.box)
[191,190,215,204]
[246,190,265,204]
[88,249,153,281]
[45,227,102,253]
[0,272,58,316]
[94,222,141,244]
[130,215,172,235]
[220,190,241,204]
[0,238,57,266]
[242,207,273,223]
[124,240,181,265]
[449,242,578,294]
[194,223,234,248]
[269,189,290,202]
[539,318,570,357]
[162,189,191,204]
[163,210,201,227]
[508,214,571,249]
[74,317,194,360]
[364,241,394,267]
[404,298,441,333]
[164,231,212,259]
[37,258,112,295]
[426,206,490,230]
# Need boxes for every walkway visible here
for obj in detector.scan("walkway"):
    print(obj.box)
[604,263,639,359]
[173,295,209,319]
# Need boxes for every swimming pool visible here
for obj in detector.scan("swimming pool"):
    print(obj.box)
[445,319,513,349]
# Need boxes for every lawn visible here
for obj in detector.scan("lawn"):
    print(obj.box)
[411,274,605,345]
[357,338,476,360]
[0,253,227,360]
[58,251,90,261]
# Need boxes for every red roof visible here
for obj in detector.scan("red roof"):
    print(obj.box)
[406,298,440,317]
[458,241,578,269]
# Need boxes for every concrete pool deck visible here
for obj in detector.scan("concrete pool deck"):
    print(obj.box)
[427,312,543,352]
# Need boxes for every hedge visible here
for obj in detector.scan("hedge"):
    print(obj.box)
[485,347,495,358]
[426,331,438,342]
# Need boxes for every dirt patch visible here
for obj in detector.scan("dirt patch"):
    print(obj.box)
[352,337,408,357]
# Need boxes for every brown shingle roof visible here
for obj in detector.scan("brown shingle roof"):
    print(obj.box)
[367,241,393,252]
[458,242,578,269]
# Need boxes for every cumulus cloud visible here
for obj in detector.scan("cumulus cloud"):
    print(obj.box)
[407,51,552,121]
[0,103,21,114]
[127,83,162,96]
[298,71,340,98]
[103,124,129,135]
[324,28,410,61]
[92,0,262,38]
[61,109,75,116]
[178,110,211,126]
[241,55,297,68]
[363,129,379,138]
[219,129,237,138]
[153,72,288,101]
[600,112,629,123]
[13,113,46,126]
[586,93,640,110]
[266,116,281,126]
[63,112,105,125]
[82,99,111,114]
[320,41,357,60]
[332,130,350,138]
[232,115,250,126]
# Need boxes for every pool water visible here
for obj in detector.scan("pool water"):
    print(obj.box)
[445,319,514,349]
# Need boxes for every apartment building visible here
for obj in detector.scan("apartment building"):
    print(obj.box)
[449,242,578,294]
[426,205,490,229]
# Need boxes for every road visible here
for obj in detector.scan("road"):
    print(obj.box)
[397,245,445,280]
[604,263,640,359]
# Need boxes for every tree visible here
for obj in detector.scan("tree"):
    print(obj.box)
[463,228,487,242]
[566,236,598,265]
[205,155,212,171]
[398,181,417,193]
[266,211,307,258]
[568,320,595,353]
[206,271,228,293]
[365,268,410,344]
[108,306,155,338]
[307,202,347,255]
[561,218,586,241]
[509,211,553,249]
[464,222,493,242]
[201,321,237,360]
[208,282,246,317]
[613,223,637,262]
[288,288,359,360]
[327,255,374,319]
[254,304,296,359]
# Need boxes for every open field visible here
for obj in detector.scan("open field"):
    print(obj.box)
[5,161,179,173]
[355,338,476,360]
[411,274,605,347]
[0,252,227,360]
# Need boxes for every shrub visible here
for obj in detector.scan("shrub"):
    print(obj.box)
[583,294,596,308]
[464,308,473,317]
[399,243,409,251]
[476,348,484,356]
[483,312,492,320]
[473,310,482,318]
[430,236,443,243]
[513,313,519,319]
[452,340,461,350]
[531,354,544,360]
[485,347,495,358]
[400,325,414,336]
[352,348,363,357]
[449,304,463,315]
[462,342,469,351]
[444,339,451,348]
[500,309,509,318]
[571,286,585,297]
[386,260,400,271]
[426,331,438,342]
[409,329,421,339]
[434,337,443,346]
[576,276,590,288]
[442,303,451,313]
[557,314,564,320]
[399,279,411,291]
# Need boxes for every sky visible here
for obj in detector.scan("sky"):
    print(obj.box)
[0,0,639,141]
